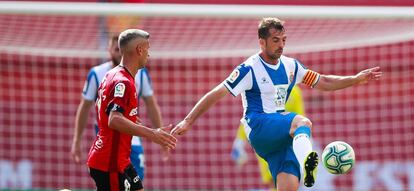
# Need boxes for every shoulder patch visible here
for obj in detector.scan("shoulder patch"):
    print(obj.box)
[114,83,126,97]
[228,69,240,83]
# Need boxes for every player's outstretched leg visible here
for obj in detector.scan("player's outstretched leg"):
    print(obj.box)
[291,121,319,187]
[303,151,318,187]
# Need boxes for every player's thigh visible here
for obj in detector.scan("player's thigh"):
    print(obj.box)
[89,167,111,191]
[130,145,145,180]
[266,146,301,187]
[256,155,273,184]
[119,164,144,191]
[247,112,297,157]
[276,172,299,191]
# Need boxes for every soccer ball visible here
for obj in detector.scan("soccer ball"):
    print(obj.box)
[322,141,355,174]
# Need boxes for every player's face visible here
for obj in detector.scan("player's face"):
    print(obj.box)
[137,40,150,67]
[263,28,286,60]
[109,40,121,66]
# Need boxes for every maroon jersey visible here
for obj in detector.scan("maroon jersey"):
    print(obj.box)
[87,66,139,172]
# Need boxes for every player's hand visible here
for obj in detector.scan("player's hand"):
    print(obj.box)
[158,125,172,161]
[151,124,177,150]
[355,66,382,84]
[161,147,171,162]
[231,139,248,166]
[70,140,82,164]
[171,120,191,136]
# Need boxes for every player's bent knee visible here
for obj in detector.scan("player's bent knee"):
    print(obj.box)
[290,115,312,136]
[300,118,312,129]
[294,115,312,129]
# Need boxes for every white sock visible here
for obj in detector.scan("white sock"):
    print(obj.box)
[293,133,312,176]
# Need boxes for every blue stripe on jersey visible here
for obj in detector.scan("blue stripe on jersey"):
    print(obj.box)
[245,68,262,114]
[142,68,152,85]
[226,64,251,89]
[260,59,288,85]
[285,60,299,102]
[92,72,99,100]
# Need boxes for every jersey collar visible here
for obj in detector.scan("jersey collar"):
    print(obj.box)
[258,54,281,70]
[118,65,135,79]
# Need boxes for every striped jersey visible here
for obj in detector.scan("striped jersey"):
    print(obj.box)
[223,53,319,116]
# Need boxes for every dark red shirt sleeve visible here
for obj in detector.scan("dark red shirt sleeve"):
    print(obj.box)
[106,80,134,113]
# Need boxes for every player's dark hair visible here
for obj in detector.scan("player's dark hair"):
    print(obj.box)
[118,29,150,51]
[258,18,285,39]
[111,33,119,43]
[108,33,119,47]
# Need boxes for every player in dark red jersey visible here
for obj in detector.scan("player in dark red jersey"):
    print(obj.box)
[87,29,177,191]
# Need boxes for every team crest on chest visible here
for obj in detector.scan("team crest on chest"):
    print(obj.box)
[114,83,125,97]
[274,85,288,109]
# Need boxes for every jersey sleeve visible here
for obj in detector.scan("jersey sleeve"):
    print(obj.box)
[107,80,134,113]
[139,68,154,97]
[82,68,99,101]
[295,60,320,88]
[222,64,252,97]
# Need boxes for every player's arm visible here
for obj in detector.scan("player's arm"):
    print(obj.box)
[171,84,230,135]
[139,69,163,128]
[182,84,229,126]
[311,66,382,91]
[71,69,98,164]
[71,98,94,163]
[172,64,251,136]
[143,95,173,161]
[108,111,176,150]
[142,96,163,128]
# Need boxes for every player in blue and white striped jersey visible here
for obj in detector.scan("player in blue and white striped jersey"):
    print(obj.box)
[172,18,382,190]
[71,34,163,180]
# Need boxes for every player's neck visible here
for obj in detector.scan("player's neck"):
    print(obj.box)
[259,52,279,65]
[110,59,120,68]
[119,62,138,79]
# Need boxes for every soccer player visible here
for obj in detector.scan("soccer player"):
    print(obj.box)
[171,17,382,191]
[71,33,164,180]
[87,29,177,191]
[231,86,305,191]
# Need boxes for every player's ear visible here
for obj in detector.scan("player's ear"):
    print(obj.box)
[259,38,265,47]
[135,44,142,55]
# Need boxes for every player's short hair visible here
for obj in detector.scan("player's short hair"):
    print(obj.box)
[118,29,150,52]
[258,17,285,39]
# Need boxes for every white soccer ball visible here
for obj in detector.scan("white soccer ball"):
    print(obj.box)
[322,141,355,174]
